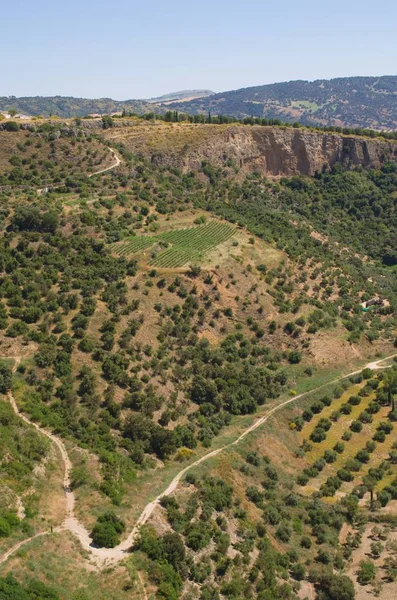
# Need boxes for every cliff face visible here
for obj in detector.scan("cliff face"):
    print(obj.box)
[149,125,397,177]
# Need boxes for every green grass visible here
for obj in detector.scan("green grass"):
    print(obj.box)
[110,221,235,267]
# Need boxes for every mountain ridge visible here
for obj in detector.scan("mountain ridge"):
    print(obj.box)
[1,75,397,129]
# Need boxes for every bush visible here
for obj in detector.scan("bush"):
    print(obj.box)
[300,535,312,549]
[348,395,361,406]
[324,449,337,463]
[288,349,301,364]
[334,441,345,454]
[337,469,354,482]
[291,563,305,580]
[4,121,20,131]
[0,363,12,394]
[310,428,326,443]
[350,420,363,433]
[359,411,373,424]
[355,449,370,463]
[373,430,386,442]
[358,560,376,584]
[91,512,125,548]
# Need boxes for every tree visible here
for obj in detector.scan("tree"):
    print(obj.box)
[363,475,377,509]
[291,563,305,580]
[370,541,383,558]
[91,521,119,548]
[384,556,397,581]
[382,368,397,411]
[315,572,355,600]
[91,512,125,548]
[357,560,376,585]
[0,362,12,394]
[162,532,186,573]
[102,115,114,129]
[0,575,59,600]
[327,575,355,600]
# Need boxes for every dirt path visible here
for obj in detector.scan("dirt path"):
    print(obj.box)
[35,146,121,193]
[1,353,396,568]
[88,148,121,177]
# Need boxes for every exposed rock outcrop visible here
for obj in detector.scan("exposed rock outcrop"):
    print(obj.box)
[148,125,397,176]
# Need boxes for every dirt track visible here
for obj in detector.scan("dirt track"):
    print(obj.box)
[1,352,396,568]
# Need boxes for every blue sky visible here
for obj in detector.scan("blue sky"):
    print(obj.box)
[2,0,396,99]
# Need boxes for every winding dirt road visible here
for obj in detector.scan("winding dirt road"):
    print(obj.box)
[88,148,121,177]
[35,146,121,193]
[1,353,396,568]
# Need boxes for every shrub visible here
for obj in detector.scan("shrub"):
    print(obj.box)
[302,409,313,422]
[337,469,354,482]
[300,535,312,549]
[91,512,125,548]
[356,449,370,463]
[324,449,337,463]
[350,420,363,433]
[4,121,20,131]
[310,427,326,443]
[348,395,361,406]
[358,560,376,584]
[345,458,362,472]
[359,411,373,424]
[291,563,306,580]
[334,442,345,454]
[288,350,302,364]
[377,491,391,507]
[373,430,386,442]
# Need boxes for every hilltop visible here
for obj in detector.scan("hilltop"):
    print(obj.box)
[146,89,214,103]
[2,75,397,129]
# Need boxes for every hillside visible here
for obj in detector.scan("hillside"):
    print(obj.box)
[168,76,397,130]
[0,95,152,118]
[0,120,396,600]
[2,76,397,129]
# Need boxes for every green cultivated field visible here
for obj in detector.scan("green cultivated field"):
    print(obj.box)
[111,221,235,267]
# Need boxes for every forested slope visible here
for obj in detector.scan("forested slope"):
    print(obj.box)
[0,120,395,600]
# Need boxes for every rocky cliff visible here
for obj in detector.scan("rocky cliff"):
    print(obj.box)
[147,125,397,177]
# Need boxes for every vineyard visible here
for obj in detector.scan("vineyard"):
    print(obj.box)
[110,221,235,267]
[291,374,397,506]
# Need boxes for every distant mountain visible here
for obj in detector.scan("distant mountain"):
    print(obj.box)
[1,76,397,129]
[167,76,397,130]
[0,96,152,118]
[147,90,214,103]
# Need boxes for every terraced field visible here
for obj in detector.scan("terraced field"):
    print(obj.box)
[110,221,235,267]
[294,377,397,504]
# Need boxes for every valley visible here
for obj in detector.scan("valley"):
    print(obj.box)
[0,117,396,600]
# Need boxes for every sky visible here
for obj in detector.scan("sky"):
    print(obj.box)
[2,0,397,99]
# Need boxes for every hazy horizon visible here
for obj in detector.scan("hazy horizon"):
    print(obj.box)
[2,73,396,102]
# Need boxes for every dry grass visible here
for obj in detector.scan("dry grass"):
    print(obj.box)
[104,120,231,155]
[0,530,144,600]
[298,381,396,497]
